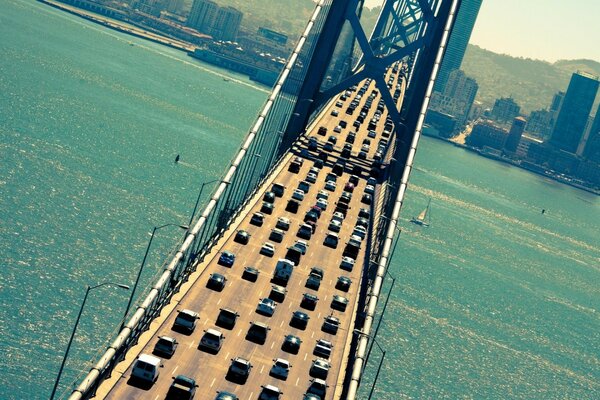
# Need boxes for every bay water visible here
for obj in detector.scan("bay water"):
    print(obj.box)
[1,1,598,399]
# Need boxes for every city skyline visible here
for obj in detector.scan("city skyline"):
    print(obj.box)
[364,0,600,63]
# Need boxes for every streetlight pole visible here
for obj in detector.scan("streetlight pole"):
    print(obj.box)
[122,223,188,328]
[188,179,221,227]
[50,282,129,400]
[354,329,387,400]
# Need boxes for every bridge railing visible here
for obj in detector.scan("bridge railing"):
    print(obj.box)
[65,2,336,399]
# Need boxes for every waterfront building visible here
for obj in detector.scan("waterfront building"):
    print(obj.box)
[516,134,543,159]
[258,27,288,46]
[504,116,527,154]
[550,71,599,153]
[491,97,520,124]
[466,120,508,150]
[210,6,243,41]
[434,0,483,93]
[582,104,600,163]
[526,109,553,139]
[429,69,478,133]
[166,0,184,14]
[187,0,218,33]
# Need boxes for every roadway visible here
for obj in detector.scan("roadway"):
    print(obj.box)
[101,63,404,400]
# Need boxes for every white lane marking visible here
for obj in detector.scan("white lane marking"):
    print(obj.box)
[304,352,308,361]
[270,341,275,349]
[217,298,222,305]
[210,377,216,387]
[248,393,253,400]
[225,352,230,360]
[154,396,159,400]
[260,365,265,374]
[280,320,284,327]
[203,319,208,326]
[188,341,194,348]
[311,331,315,338]
[288,302,292,309]
[295,377,300,386]
[237,328,242,336]
[172,366,178,374]
[317,312,321,319]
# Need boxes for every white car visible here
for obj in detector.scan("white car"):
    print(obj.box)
[306,172,317,184]
[316,190,329,200]
[331,211,344,223]
[333,125,342,133]
[270,358,291,379]
[325,180,337,191]
[260,242,276,257]
[328,219,341,232]
[292,189,305,201]
[364,185,375,195]
[256,298,277,316]
[361,144,370,152]
[340,256,355,271]
[316,198,328,210]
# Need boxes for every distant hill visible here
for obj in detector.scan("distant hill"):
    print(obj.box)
[461,45,600,114]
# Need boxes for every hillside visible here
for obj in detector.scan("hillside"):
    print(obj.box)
[461,45,600,113]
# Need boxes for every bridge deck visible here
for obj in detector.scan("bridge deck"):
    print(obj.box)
[98,66,403,400]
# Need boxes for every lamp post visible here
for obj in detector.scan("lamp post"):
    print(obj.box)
[50,282,129,400]
[188,179,221,227]
[122,223,188,327]
[354,329,387,400]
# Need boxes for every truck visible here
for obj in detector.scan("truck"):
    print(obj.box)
[342,236,362,260]
[273,258,295,283]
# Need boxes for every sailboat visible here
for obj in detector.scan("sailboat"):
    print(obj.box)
[411,198,431,227]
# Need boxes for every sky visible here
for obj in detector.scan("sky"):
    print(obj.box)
[363,0,600,63]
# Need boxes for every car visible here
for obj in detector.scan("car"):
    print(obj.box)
[308,137,318,151]
[310,205,323,218]
[367,177,377,186]
[316,198,328,210]
[286,199,300,213]
[153,336,178,358]
[331,295,349,312]
[263,191,276,204]
[199,328,224,353]
[324,142,333,152]
[316,190,329,200]
[361,193,372,204]
[301,293,319,310]
[215,392,239,400]
[297,223,313,240]
[346,132,356,143]
[356,217,369,228]
[340,256,355,271]
[325,180,336,191]
[131,354,161,383]
[290,311,310,330]
[289,159,302,173]
[218,251,235,267]
[270,358,291,380]
[313,158,324,169]
[305,270,322,290]
[323,232,339,248]
[298,180,311,193]
[340,191,352,204]
[344,182,355,192]
[322,315,340,335]
[328,219,341,232]
[352,225,367,239]
[256,298,277,316]
[259,385,282,400]
[294,240,309,254]
[364,184,375,195]
[234,230,250,244]
[261,201,274,214]
[269,228,285,243]
[167,375,197,400]
[269,284,287,303]
[260,242,276,257]
[361,144,370,153]
[309,358,331,379]
[358,151,367,160]
[216,308,239,329]
[317,126,327,136]
[292,188,305,201]
[313,339,333,358]
[246,321,270,344]
[341,144,352,158]
[349,174,360,185]
[330,109,339,117]
[242,266,259,282]
[307,378,328,399]
[368,129,377,138]
[276,217,290,231]
[306,172,317,183]
[227,357,252,382]
[271,183,285,197]
[173,309,199,333]
[282,334,303,353]
[333,125,342,133]
[250,212,264,226]
[207,273,227,291]
[331,211,344,223]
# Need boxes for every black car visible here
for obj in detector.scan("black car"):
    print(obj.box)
[216,308,240,330]
[356,217,369,228]
[263,191,276,204]
[261,201,274,215]
[335,276,352,292]
[331,295,349,312]
[358,208,370,219]
[308,137,318,151]
[290,310,310,330]
[321,315,340,335]
[304,210,319,223]
[167,375,197,400]
[242,266,259,282]
[313,159,324,169]
[286,199,300,213]
[218,251,235,267]
[234,230,250,244]
[216,392,239,400]
[301,293,319,311]
[250,212,264,226]
[361,193,372,205]
[282,334,302,354]
[207,273,227,291]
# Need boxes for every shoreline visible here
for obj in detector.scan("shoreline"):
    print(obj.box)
[37,0,197,53]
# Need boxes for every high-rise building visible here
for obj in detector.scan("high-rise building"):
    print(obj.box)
[429,69,478,131]
[187,0,218,32]
[583,103,600,163]
[504,116,527,153]
[526,109,553,139]
[491,97,520,124]
[210,6,243,41]
[550,71,599,153]
[434,0,483,93]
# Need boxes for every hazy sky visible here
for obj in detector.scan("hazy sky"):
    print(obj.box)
[364,0,600,63]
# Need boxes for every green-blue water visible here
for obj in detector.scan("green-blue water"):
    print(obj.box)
[1,1,598,399]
